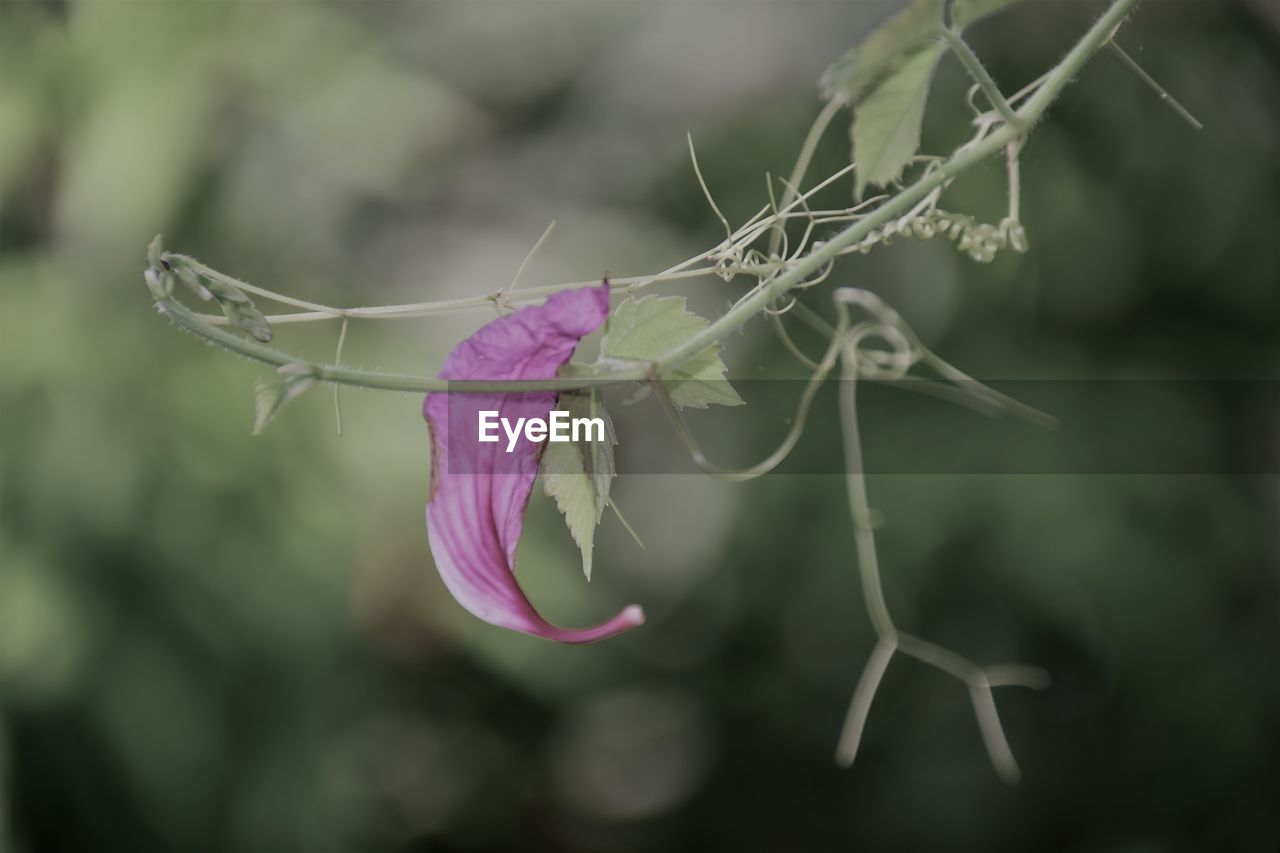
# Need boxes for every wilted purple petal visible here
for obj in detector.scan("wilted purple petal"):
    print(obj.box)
[423,283,644,643]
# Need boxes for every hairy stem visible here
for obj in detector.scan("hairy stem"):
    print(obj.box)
[148,0,1138,395]
[942,28,1023,129]
[1006,139,1022,222]
[153,291,647,393]
[659,0,1138,373]
[192,265,719,325]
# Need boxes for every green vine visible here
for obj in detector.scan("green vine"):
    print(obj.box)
[142,0,1207,780]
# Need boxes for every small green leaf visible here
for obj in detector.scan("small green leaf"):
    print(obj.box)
[253,365,315,434]
[203,277,251,305]
[163,255,272,341]
[951,0,1020,30]
[221,300,274,343]
[852,43,946,197]
[600,295,744,410]
[541,388,616,580]
[821,0,944,104]
[171,263,213,302]
[147,235,165,270]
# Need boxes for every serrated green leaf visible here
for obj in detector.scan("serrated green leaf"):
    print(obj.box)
[853,43,946,198]
[600,295,744,410]
[253,367,315,434]
[951,0,1020,30]
[541,388,615,580]
[821,0,944,105]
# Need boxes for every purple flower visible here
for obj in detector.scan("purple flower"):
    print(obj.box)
[423,284,644,643]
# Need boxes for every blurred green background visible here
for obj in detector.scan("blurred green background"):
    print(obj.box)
[1,1,1277,851]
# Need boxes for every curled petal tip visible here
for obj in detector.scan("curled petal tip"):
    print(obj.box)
[538,604,645,645]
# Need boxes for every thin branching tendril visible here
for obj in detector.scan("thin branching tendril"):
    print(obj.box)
[831,288,1050,784]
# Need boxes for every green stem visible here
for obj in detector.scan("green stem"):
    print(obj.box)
[662,0,1138,369]
[332,315,349,434]
[833,305,1050,782]
[156,293,647,393]
[942,28,1023,130]
[189,265,719,325]
[1016,0,1138,120]
[837,343,896,640]
[150,0,1137,396]
[1107,40,1203,130]
[1006,139,1022,222]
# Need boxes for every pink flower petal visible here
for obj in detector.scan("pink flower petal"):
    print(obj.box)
[423,283,644,643]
